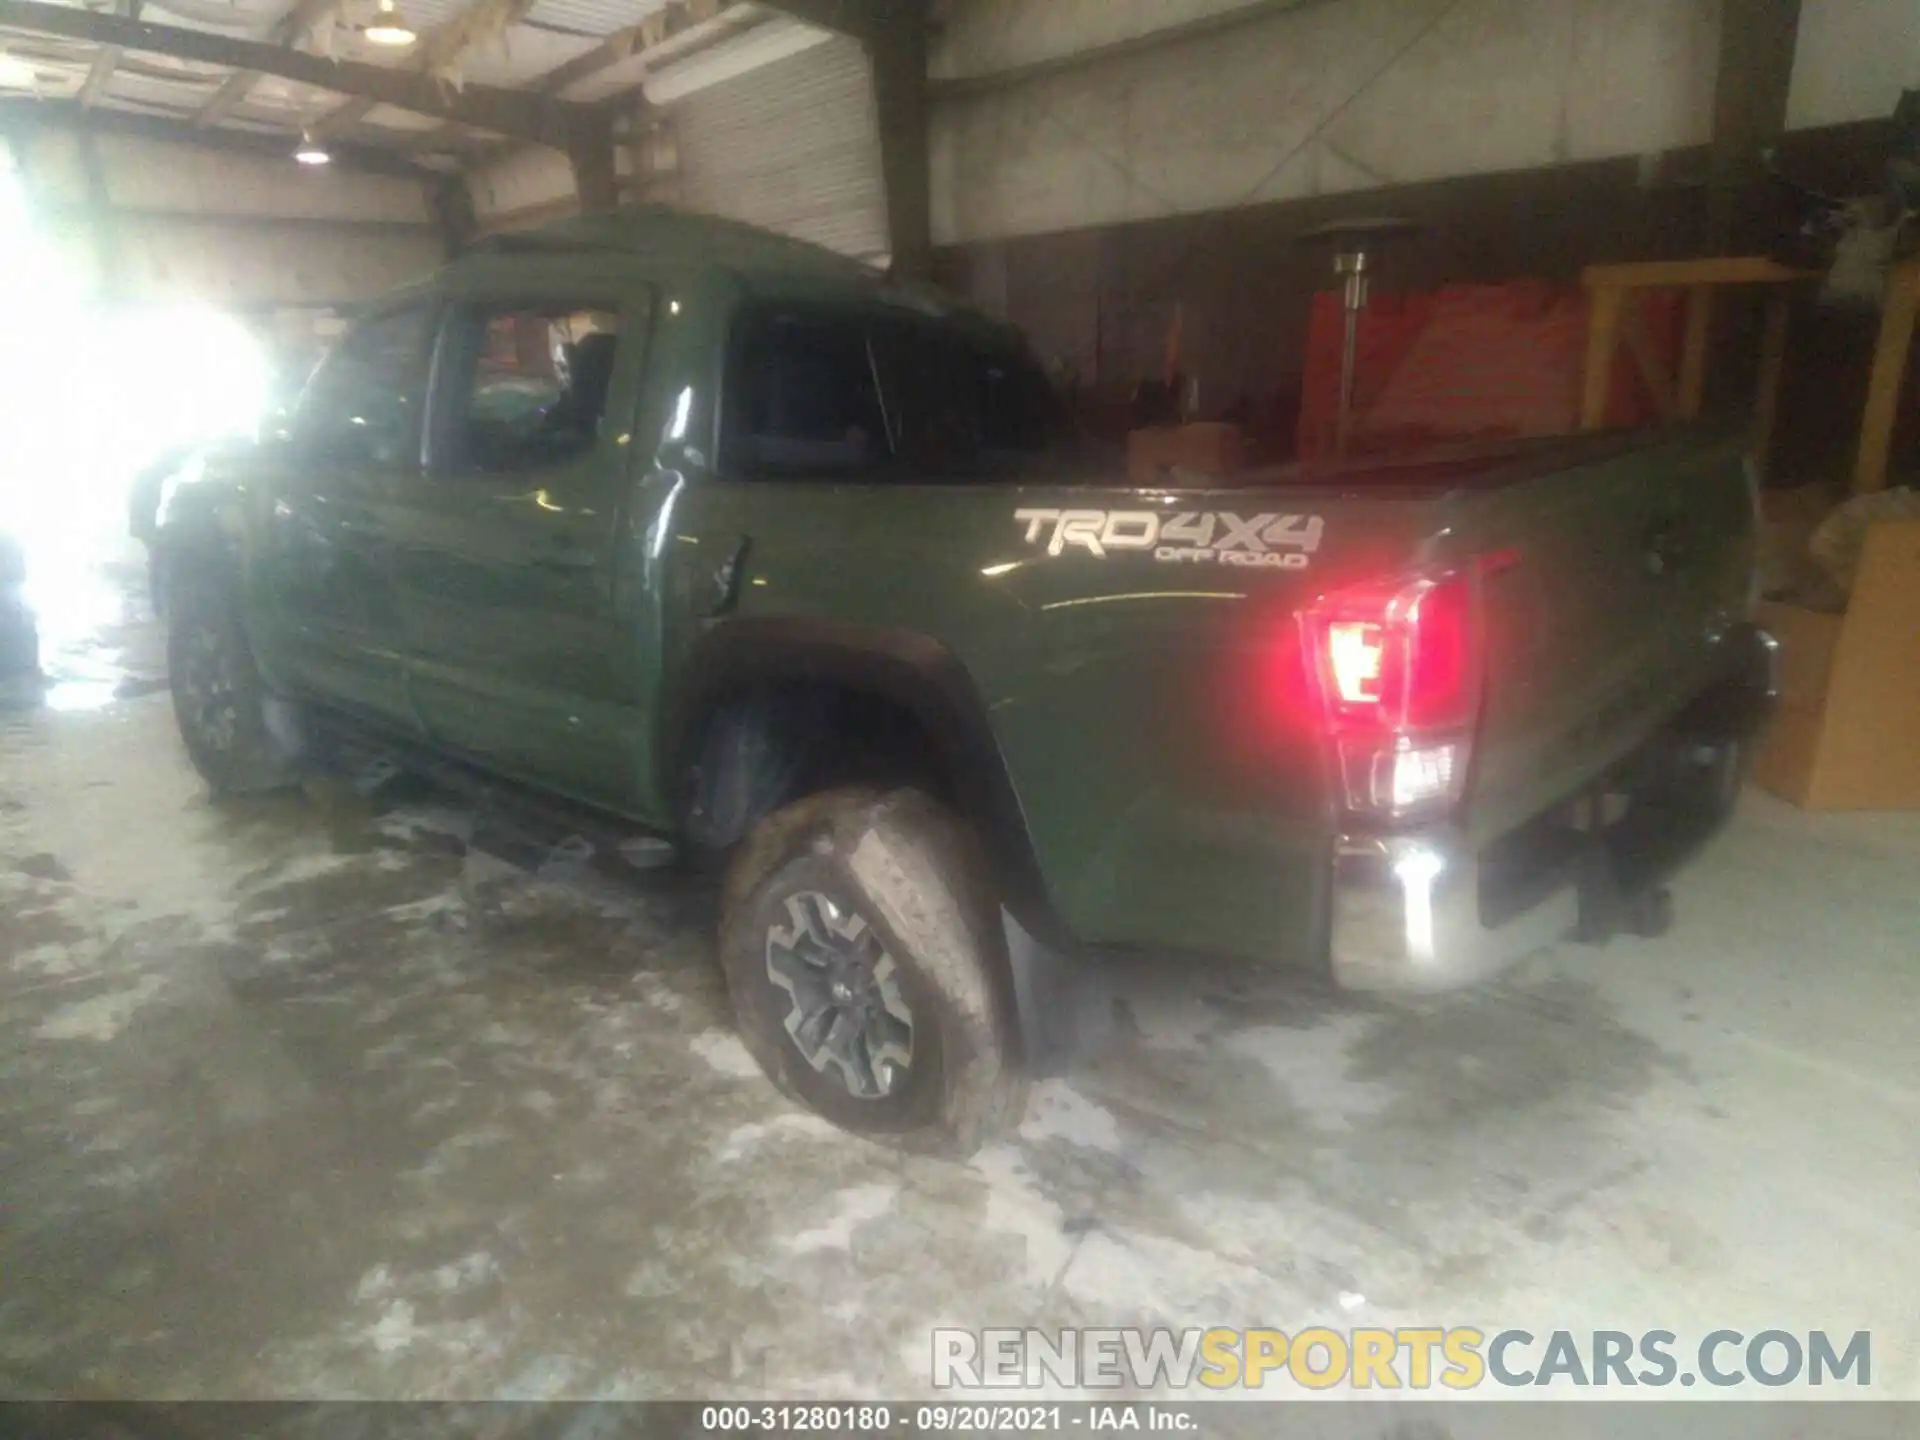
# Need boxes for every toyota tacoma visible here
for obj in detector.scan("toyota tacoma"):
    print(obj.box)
[155,208,1778,1154]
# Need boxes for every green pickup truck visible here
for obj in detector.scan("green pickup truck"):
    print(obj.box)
[157,208,1777,1154]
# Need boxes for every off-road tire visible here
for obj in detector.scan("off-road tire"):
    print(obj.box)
[167,566,301,795]
[718,787,1027,1156]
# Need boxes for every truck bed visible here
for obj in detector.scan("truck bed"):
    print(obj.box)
[1150,422,1738,496]
[942,422,1759,960]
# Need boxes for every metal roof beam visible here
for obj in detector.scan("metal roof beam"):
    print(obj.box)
[0,0,580,144]
[870,4,927,275]
[195,0,347,127]
[395,0,738,156]
[0,96,437,176]
[309,0,544,140]
[752,0,871,41]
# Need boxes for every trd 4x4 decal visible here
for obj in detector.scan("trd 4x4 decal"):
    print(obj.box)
[1014,508,1326,569]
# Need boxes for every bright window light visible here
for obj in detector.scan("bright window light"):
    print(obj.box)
[0,154,271,669]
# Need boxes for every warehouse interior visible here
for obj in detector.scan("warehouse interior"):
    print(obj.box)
[1,0,1919,1412]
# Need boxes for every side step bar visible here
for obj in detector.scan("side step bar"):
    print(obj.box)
[305,710,680,880]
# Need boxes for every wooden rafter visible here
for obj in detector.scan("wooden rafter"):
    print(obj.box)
[194,0,346,128]
[396,0,733,156]
[539,0,723,96]
[309,0,543,140]
[77,44,120,105]
[76,0,128,107]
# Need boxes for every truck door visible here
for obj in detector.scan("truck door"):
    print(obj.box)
[385,290,652,811]
[256,302,434,727]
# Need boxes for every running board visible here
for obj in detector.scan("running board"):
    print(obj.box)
[306,709,680,880]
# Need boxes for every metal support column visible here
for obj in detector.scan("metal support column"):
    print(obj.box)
[868,2,930,278]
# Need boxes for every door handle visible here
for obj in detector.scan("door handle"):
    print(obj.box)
[706,536,751,617]
[1642,517,1690,578]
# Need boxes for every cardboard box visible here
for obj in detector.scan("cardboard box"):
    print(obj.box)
[1758,601,1843,713]
[1127,423,1246,485]
[1757,483,1841,601]
[1753,520,1920,810]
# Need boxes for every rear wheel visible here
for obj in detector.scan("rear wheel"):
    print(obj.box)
[168,568,301,795]
[718,787,1026,1155]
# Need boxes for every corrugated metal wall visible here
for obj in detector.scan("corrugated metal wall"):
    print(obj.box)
[107,217,443,307]
[673,35,888,263]
[931,0,1920,248]
[12,130,441,307]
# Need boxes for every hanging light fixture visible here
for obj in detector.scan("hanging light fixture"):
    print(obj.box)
[363,0,417,47]
[293,130,331,165]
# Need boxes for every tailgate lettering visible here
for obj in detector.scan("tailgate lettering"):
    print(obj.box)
[1013,508,1325,568]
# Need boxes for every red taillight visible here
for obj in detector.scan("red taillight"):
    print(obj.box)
[1307,573,1477,732]
[1327,620,1386,707]
[1301,567,1486,819]
[1404,573,1474,730]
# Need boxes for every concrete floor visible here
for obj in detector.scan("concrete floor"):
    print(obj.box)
[1,549,1917,1405]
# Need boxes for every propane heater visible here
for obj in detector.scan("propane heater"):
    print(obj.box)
[1293,217,1424,458]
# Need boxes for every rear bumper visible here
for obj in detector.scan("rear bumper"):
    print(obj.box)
[1330,832,1577,991]
[1328,623,1779,991]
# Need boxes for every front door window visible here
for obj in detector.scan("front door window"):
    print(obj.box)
[430,304,623,477]
[296,306,434,469]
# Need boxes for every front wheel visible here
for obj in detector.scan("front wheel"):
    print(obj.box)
[718,788,1027,1156]
[167,568,301,795]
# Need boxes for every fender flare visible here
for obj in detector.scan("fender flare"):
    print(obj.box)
[663,616,1067,951]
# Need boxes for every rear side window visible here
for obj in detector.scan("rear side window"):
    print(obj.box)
[726,310,886,476]
[298,306,434,467]
[724,304,1060,481]
[872,318,1057,474]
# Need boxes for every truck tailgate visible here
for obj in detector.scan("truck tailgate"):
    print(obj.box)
[1442,428,1757,839]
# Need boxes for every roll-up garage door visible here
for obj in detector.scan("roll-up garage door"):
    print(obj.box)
[673,34,888,263]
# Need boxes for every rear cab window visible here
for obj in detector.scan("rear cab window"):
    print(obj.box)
[722,299,1066,482]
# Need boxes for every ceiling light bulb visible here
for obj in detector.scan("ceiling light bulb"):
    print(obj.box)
[364,0,416,46]
[294,131,331,165]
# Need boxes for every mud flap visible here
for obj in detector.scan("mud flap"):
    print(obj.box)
[1002,910,1119,1078]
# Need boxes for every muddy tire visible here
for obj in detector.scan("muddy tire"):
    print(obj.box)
[718,787,1027,1156]
[168,567,301,795]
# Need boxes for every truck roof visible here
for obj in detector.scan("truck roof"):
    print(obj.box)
[435,204,1021,341]
[465,205,877,279]
[449,207,861,295]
